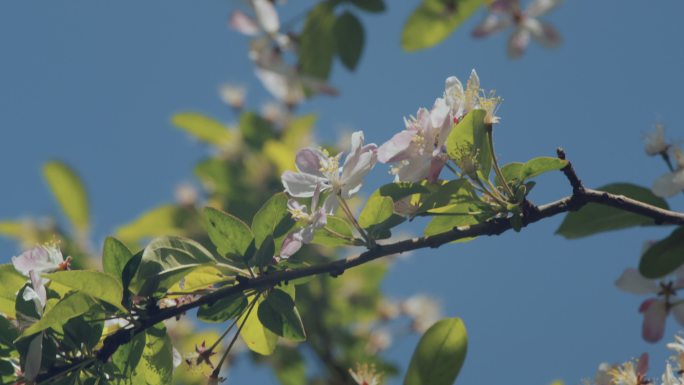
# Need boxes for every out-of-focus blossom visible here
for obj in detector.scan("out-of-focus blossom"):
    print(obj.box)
[260,101,291,127]
[218,84,247,110]
[377,299,400,320]
[653,147,684,197]
[367,328,392,353]
[644,123,669,156]
[282,131,377,213]
[400,294,442,333]
[588,363,617,385]
[608,353,649,385]
[349,363,383,385]
[663,362,684,385]
[472,0,562,59]
[615,267,684,342]
[175,183,199,207]
[229,0,281,37]
[12,244,69,277]
[667,335,684,374]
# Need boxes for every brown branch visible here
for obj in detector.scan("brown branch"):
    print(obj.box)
[35,152,684,383]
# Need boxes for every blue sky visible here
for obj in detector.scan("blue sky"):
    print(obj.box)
[1,1,684,384]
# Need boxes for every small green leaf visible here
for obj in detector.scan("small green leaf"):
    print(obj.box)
[423,204,480,242]
[401,0,486,52]
[498,157,567,185]
[43,270,126,311]
[556,183,670,239]
[445,109,491,178]
[350,0,385,12]
[639,227,684,278]
[198,293,248,323]
[0,264,28,318]
[299,3,337,80]
[252,193,295,249]
[21,292,96,337]
[102,237,134,286]
[204,207,254,261]
[375,182,431,201]
[312,216,360,247]
[258,289,306,341]
[43,161,89,234]
[239,112,276,149]
[403,317,468,385]
[240,295,278,355]
[359,196,394,228]
[334,12,365,71]
[171,113,233,147]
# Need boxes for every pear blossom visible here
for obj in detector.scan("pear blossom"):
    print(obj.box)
[12,244,69,277]
[443,69,482,119]
[229,0,282,38]
[472,0,562,59]
[652,147,684,197]
[608,353,649,385]
[218,84,247,110]
[349,363,383,385]
[667,335,684,375]
[400,294,442,333]
[279,185,328,259]
[281,131,378,214]
[615,267,684,343]
[663,362,684,385]
[644,123,669,156]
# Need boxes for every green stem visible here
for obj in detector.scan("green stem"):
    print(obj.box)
[337,195,373,247]
[486,125,515,199]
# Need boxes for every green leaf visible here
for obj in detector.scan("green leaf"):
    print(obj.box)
[21,292,96,337]
[498,157,567,184]
[375,182,431,201]
[138,324,174,385]
[130,236,216,296]
[334,11,365,71]
[103,237,134,286]
[62,311,104,351]
[359,196,394,228]
[311,216,361,247]
[445,109,491,178]
[639,227,684,278]
[171,113,233,147]
[252,193,295,249]
[43,270,125,311]
[204,207,254,261]
[43,161,89,234]
[240,295,278,355]
[423,204,481,242]
[299,3,337,80]
[401,0,486,52]
[0,221,27,239]
[254,235,276,269]
[556,183,670,239]
[0,264,28,318]
[350,0,385,12]
[112,332,146,380]
[115,205,191,245]
[197,293,248,323]
[258,289,306,341]
[403,317,468,385]
[239,112,276,149]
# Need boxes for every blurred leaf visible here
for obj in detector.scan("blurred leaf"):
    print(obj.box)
[171,113,233,147]
[43,161,89,234]
[102,237,133,286]
[334,12,365,71]
[43,270,125,311]
[0,221,26,239]
[299,3,337,80]
[115,205,190,245]
[21,292,96,337]
[404,317,468,385]
[350,0,386,12]
[0,264,27,318]
[445,109,491,178]
[240,112,276,149]
[198,292,248,323]
[252,193,295,249]
[556,183,669,239]
[359,196,394,228]
[273,347,306,385]
[130,236,216,296]
[640,227,684,279]
[402,0,485,52]
[258,289,306,341]
[283,114,316,148]
[240,295,278,355]
[204,207,254,261]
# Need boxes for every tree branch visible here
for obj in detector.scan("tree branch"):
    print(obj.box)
[36,152,684,383]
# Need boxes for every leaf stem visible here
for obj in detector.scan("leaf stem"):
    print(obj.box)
[486,125,514,199]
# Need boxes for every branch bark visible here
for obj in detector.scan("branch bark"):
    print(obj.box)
[36,153,684,383]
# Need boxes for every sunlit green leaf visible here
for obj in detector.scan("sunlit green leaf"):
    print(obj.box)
[404,317,468,385]
[334,11,365,71]
[43,161,89,234]
[445,109,491,178]
[198,293,248,323]
[359,196,394,228]
[312,216,361,247]
[138,324,174,385]
[171,112,233,147]
[21,292,96,337]
[498,157,568,185]
[556,183,669,239]
[252,193,295,249]
[103,237,134,286]
[401,0,485,52]
[239,295,278,355]
[43,270,125,311]
[640,227,684,279]
[112,332,146,382]
[258,289,306,341]
[204,207,254,261]
[0,264,27,318]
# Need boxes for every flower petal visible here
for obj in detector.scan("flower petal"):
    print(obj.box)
[12,245,63,277]
[281,171,327,197]
[672,303,684,326]
[640,298,667,343]
[615,268,659,294]
[377,130,415,163]
[229,10,260,35]
[472,13,512,38]
[508,28,531,58]
[652,171,684,198]
[280,232,302,259]
[295,148,326,176]
[253,0,280,34]
[526,0,563,18]
[526,19,561,48]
